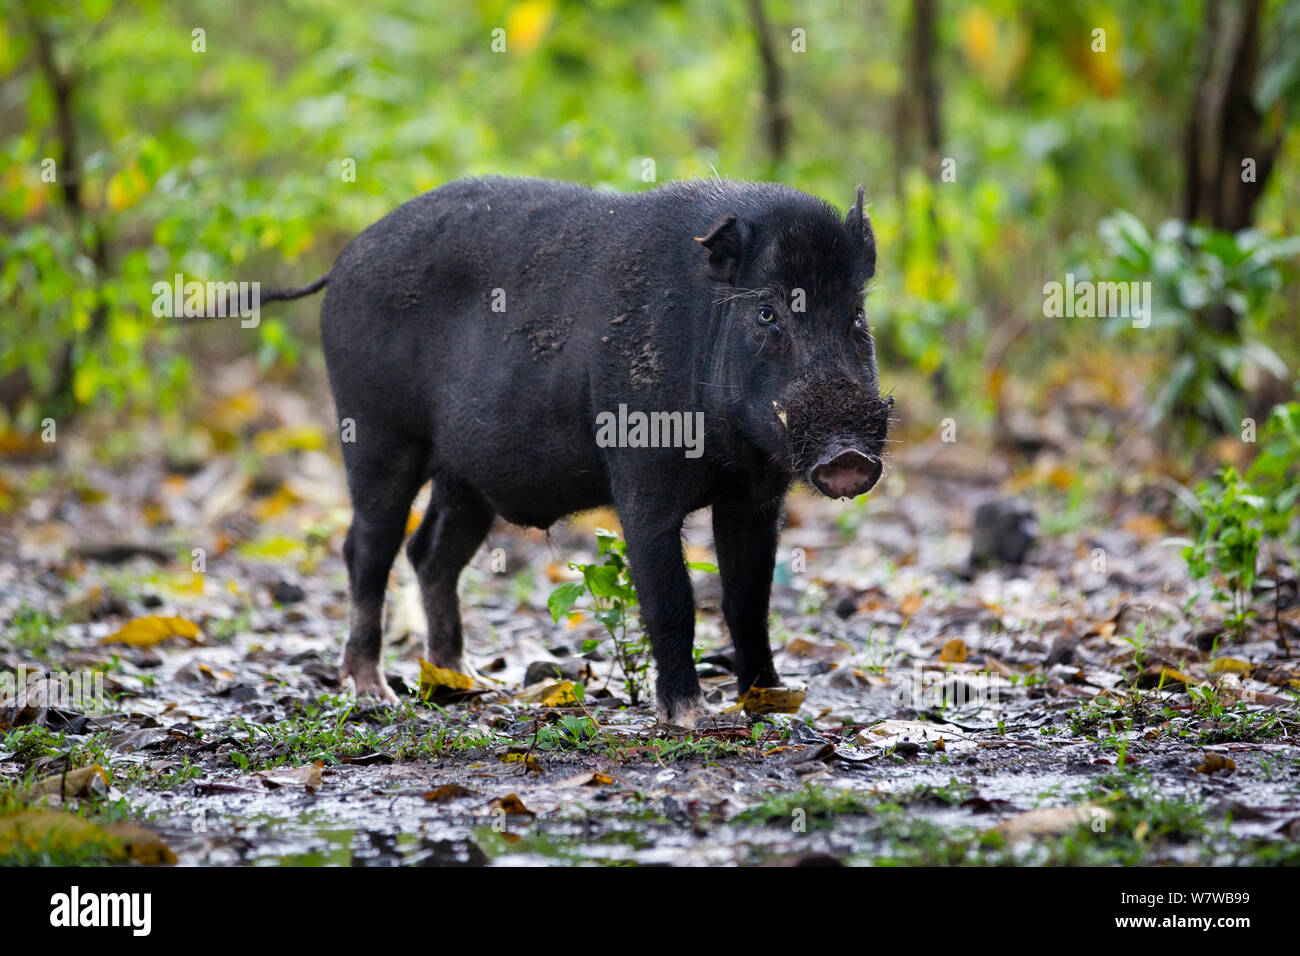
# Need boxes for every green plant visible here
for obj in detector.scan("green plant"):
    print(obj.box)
[1098,212,1298,439]
[548,530,650,706]
[1178,401,1300,643]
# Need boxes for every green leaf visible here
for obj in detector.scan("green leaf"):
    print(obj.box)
[547,582,585,623]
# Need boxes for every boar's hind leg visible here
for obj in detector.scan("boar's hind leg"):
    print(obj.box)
[618,511,705,726]
[405,481,494,672]
[338,445,427,703]
[712,497,781,694]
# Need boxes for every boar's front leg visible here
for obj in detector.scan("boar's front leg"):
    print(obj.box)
[617,505,705,727]
[712,496,781,694]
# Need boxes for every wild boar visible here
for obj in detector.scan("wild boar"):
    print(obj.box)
[265,177,892,726]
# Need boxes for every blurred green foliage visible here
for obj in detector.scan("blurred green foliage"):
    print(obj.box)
[2,0,1298,442]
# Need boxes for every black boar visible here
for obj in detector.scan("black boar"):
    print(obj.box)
[268,177,892,726]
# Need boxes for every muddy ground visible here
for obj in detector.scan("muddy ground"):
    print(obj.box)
[2,368,1299,866]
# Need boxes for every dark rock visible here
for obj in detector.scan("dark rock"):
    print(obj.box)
[523,658,593,686]
[270,580,305,604]
[970,498,1038,566]
[833,594,859,619]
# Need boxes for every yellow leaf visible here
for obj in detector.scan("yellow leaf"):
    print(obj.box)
[105,163,148,212]
[405,508,424,536]
[540,680,578,707]
[418,659,475,697]
[900,592,923,616]
[253,485,301,520]
[252,425,326,457]
[1046,466,1075,491]
[101,615,201,647]
[1209,658,1252,675]
[939,638,967,663]
[499,753,542,772]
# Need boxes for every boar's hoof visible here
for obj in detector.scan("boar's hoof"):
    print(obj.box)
[810,449,883,499]
[657,696,711,730]
[340,658,399,704]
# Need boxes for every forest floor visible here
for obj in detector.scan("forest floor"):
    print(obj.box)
[2,359,1299,866]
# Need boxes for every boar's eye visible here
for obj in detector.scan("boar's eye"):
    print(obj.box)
[756,305,777,325]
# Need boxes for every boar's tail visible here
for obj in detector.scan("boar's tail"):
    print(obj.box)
[164,272,330,325]
[262,273,329,302]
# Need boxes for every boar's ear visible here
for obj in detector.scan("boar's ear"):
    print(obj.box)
[845,185,876,278]
[695,214,747,285]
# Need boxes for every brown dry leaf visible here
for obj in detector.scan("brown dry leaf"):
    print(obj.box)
[992,805,1112,841]
[418,659,475,697]
[29,765,110,798]
[1122,514,1165,538]
[784,637,846,661]
[255,764,323,790]
[405,509,424,536]
[423,784,477,802]
[1196,753,1236,775]
[736,686,806,715]
[487,793,535,817]
[939,639,967,664]
[101,615,202,647]
[900,592,923,616]
[554,771,615,789]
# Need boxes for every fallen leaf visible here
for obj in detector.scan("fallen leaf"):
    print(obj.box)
[900,592,923,616]
[499,753,542,773]
[255,764,323,789]
[1196,753,1236,775]
[28,765,110,798]
[423,784,477,802]
[784,637,846,661]
[939,638,967,663]
[992,805,1112,840]
[1209,658,1253,675]
[418,659,475,697]
[0,810,175,864]
[554,771,616,789]
[515,680,580,706]
[101,615,202,647]
[487,793,535,817]
[735,686,806,715]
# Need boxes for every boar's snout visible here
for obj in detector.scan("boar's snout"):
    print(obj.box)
[809,447,883,499]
